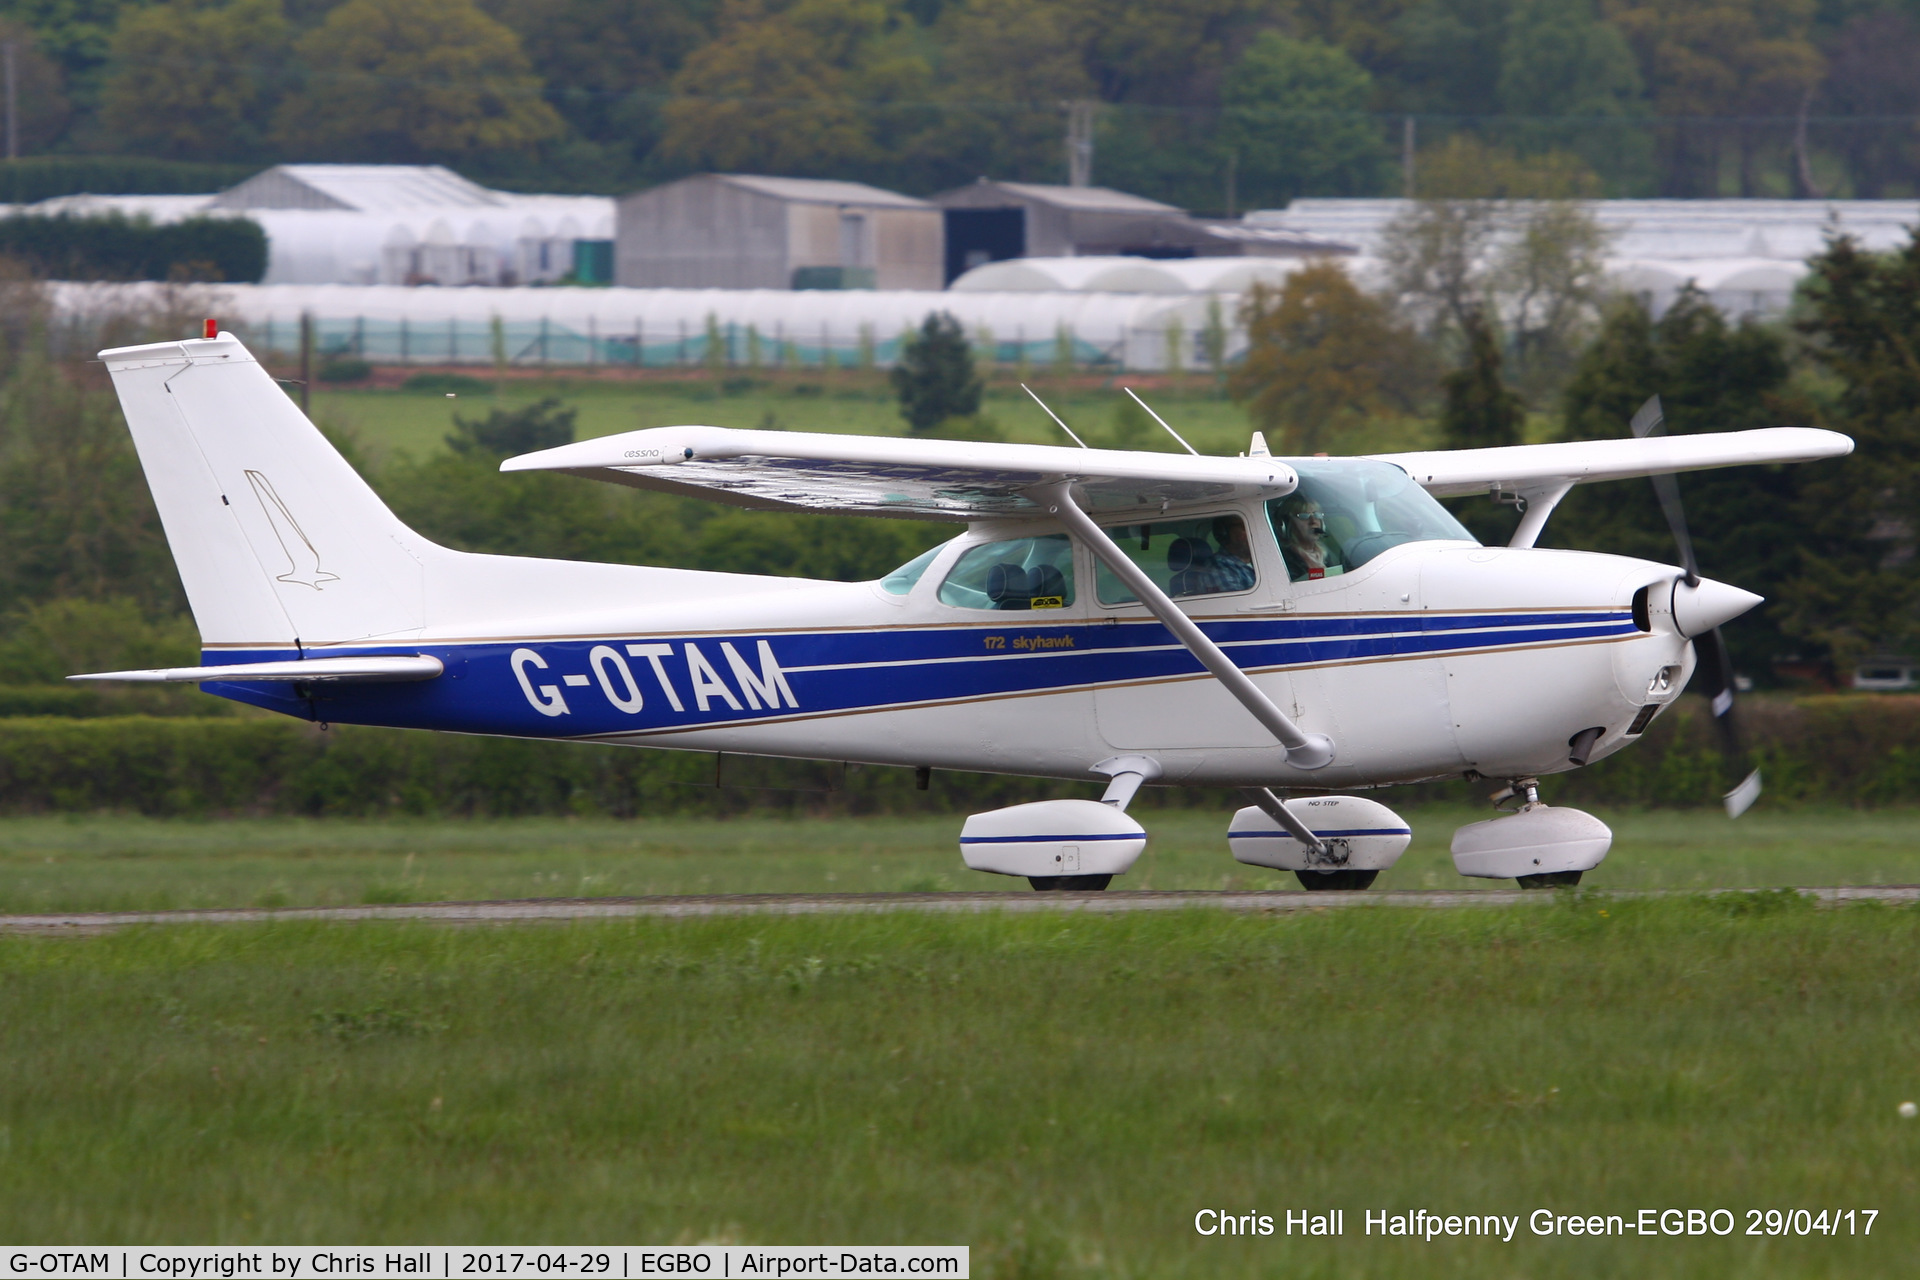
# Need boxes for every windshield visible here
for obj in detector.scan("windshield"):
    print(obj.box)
[1267,459,1475,582]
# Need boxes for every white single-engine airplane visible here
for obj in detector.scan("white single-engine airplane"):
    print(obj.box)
[76,327,1852,890]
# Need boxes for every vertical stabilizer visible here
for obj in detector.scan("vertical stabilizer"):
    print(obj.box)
[101,333,427,648]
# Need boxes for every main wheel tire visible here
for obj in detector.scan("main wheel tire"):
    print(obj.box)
[1516,870,1584,889]
[1027,874,1112,891]
[1294,869,1379,891]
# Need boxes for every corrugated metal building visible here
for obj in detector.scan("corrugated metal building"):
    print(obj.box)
[615,174,944,291]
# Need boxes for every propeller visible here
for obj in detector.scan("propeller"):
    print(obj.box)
[1630,396,1762,817]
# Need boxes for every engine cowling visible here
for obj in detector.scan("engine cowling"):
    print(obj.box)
[1227,795,1412,872]
[959,799,1147,880]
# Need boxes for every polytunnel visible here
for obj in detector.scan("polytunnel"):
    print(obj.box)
[47,283,1253,373]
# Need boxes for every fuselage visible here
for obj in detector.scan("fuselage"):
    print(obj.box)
[205,499,1697,792]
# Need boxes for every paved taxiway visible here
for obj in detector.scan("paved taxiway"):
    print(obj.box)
[2,886,1916,934]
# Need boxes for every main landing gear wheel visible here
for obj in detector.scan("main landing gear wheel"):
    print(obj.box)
[1294,870,1379,891]
[1027,874,1113,891]
[1516,870,1584,889]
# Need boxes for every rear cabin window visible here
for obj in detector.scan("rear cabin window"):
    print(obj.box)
[937,535,1076,611]
[1094,514,1257,605]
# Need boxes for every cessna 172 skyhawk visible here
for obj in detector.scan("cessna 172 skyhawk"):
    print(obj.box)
[76,328,1852,890]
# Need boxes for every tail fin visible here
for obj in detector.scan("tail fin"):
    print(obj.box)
[102,333,426,648]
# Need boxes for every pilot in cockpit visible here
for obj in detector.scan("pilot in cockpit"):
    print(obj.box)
[1276,492,1348,582]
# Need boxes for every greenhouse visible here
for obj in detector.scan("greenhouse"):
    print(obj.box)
[49,282,1250,373]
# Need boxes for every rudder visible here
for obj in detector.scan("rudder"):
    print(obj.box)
[102,332,427,649]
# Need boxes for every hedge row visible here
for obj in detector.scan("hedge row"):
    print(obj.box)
[0,696,1912,818]
[0,213,267,283]
[0,158,255,205]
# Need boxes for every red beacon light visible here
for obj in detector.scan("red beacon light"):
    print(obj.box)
[203,318,218,339]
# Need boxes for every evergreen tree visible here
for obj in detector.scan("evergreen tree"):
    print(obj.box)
[1439,308,1525,451]
[446,398,576,458]
[891,312,982,433]
[1436,307,1526,544]
[1547,288,1803,680]
[1778,232,1920,676]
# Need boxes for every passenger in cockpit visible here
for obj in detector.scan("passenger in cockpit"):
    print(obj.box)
[1276,492,1347,581]
[1209,516,1257,592]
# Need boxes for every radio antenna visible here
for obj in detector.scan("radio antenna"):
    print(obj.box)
[1022,383,1089,448]
[1123,386,1199,455]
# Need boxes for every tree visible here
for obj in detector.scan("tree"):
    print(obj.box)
[891,312,982,433]
[1230,261,1431,455]
[1778,232,1920,676]
[1497,0,1647,183]
[1439,307,1524,451]
[1609,0,1824,196]
[485,0,709,149]
[916,0,1094,187]
[1818,11,1920,199]
[0,20,70,153]
[273,0,564,162]
[1547,288,1803,679]
[1380,137,1610,397]
[446,397,576,457]
[1220,32,1390,206]
[98,0,289,162]
[1382,0,1509,120]
[1435,305,1526,542]
[658,0,929,178]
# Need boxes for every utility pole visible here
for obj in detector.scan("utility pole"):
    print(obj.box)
[1402,115,1416,198]
[5,42,17,162]
[299,311,313,416]
[1065,100,1096,188]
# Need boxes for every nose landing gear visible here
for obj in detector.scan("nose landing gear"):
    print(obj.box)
[1451,777,1612,889]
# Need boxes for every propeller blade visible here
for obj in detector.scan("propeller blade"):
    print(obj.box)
[1628,394,1756,814]
[1696,625,1763,817]
[1649,472,1701,588]
[1629,395,1663,439]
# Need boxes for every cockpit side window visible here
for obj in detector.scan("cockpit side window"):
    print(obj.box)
[1267,459,1476,582]
[1094,514,1257,604]
[937,535,1076,611]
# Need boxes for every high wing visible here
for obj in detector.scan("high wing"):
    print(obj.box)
[1370,427,1852,498]
[500,426,1299,521]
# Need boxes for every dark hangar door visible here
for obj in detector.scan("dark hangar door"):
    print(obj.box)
[944,208,1025,284]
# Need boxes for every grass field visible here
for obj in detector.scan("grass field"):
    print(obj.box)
[2,900,1916,1274]
[1,806,1917,915]
[310,374,1439,467]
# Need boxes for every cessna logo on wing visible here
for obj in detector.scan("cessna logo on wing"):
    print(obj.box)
[512,641,798,717]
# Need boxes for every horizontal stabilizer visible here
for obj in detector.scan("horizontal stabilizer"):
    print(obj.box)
[68,656,444,684]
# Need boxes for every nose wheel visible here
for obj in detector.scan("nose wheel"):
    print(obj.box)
[1294,869,1379,891]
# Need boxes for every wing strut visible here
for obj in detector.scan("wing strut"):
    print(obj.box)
[1243,786,1331,858]
[1036,482,1335,770]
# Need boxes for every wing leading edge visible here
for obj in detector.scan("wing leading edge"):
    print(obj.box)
[1371,427,1853,498]
[500,426,1300,521]
[501,424,1852,521]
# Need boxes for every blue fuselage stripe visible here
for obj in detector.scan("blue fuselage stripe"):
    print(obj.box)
[1229,828,1413,839]
[199,609,1639,738]
[959,833,1142,844]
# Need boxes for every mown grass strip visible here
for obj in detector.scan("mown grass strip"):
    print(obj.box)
[1,898,1914,1276]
